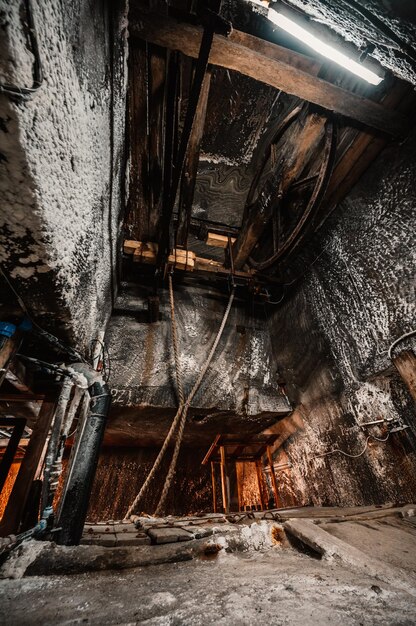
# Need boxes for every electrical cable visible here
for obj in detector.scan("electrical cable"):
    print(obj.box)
[89,338,112,382]
[0,266,85,362]
[265,287,286,305]
[315,432,390,459]
[16,354,87,387]
[388,329,416,360]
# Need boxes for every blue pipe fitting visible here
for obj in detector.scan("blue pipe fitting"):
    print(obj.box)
[0,322,17,338]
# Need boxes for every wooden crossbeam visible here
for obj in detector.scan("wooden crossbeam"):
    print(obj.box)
[123,239,259,280]
[131,12,407,137]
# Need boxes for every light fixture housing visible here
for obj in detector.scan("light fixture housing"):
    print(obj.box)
[267,8,383,86]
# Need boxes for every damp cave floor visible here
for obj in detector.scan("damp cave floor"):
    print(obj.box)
[1,505,416,626]
[1,546,416,626]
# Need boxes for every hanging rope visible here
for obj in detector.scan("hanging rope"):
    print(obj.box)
[125,276,235,519]
[155,283,235,515]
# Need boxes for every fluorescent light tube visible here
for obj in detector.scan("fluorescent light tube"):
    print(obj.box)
[268,8,383,85]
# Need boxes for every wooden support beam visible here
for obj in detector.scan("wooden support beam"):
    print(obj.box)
[393,350,416,404]
[131,13,407,137]
[176,71,212,248]
[323,81,413,216]
[255,459,267,511]
[210,461,217,513]
[148,45,167,236]
[123,239,259,280]
[206,232,236,249]
[127,41,149,240]
[266,446,281,508]
[0,400,56,536]
[0,393,45,402]
[219,445,229,514]
[158,50,180,264]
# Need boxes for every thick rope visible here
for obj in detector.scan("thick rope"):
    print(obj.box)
[125,276,185,519]
[169,273,185,408]
[125,279,235,519]
[154,285,235,515]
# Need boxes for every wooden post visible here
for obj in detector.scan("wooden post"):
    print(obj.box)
[0,400,56,536]
[266,446,281,509]
[393,350,416,404]
[176,71,211,247]
[210,461,217,513]
[219,446,229,514]
[236,462,242,512]
[255,459,267,511]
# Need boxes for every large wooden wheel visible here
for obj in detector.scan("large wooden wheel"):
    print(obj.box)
[246,105,337,272]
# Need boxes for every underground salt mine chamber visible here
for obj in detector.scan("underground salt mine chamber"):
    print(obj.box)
[0,0,416,623]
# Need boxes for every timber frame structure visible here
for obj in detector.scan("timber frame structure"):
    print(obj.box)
[125,1,415,289]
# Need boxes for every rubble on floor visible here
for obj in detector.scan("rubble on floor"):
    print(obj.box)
[1,503,415,583]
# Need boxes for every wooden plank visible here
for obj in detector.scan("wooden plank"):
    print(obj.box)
[206,232,236,248]
[0,438,29,448]
[324,81,412,214]
[146,45,168,239]
[267,446,281,508]
[393,351,416,404]
[123,240,142,255]
[167,254,195,271]
[255,459,267,511]
[202,433,221,465]
[0,400,56,536]
[133,242,159,264]
[219,445,229,514]
[131,13,407,137]
[0,393,45,402]
[127,41,149,240]
[176,71,212,247]
[158,50,180,265]
[211,461,217,513]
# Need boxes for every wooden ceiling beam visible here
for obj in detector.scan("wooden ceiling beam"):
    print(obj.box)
[176,70,212,248]
[131,12,407,138]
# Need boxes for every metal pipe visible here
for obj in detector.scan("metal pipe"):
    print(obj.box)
[56,380,111,545]
[40,379,73,515]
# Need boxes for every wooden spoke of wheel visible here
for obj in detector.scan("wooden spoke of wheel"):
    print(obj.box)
[248,117,337,271]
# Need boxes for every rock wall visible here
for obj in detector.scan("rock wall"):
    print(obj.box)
[104,280,291,447]
[267,125,416,507]
[0,0,128,350]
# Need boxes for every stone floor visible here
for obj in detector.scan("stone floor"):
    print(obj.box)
[0,504,415,625]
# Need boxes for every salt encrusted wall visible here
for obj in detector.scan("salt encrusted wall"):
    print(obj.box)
[104,280,291,447]
[0,0,128,350]
[268,125,416,507]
